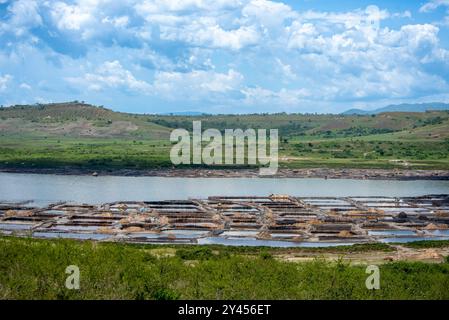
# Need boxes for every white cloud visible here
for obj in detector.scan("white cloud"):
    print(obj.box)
[420,0,449,13]
[9,0,42,28]
[135,0,297,50]
[395,24,439,48]
[0,0,42,37]
[153,69,243,99]
[392,11,412,19]
[298,6,389,31]
[48,0,138,43]
[50,1,95,31]
[101,16,129,28]
[0,74,12,91]
[135,0,243,13]
[66,61,243,101]
[420,0,449,28]
[161,19,260,50]
[241,0,297,27]
[242,86,310,107]
[19,83,32,90]
[287,22,320,50]
[275,58,297,81]
[66,60,152,93]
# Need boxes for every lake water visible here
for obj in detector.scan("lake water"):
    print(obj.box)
[0,172,448,206]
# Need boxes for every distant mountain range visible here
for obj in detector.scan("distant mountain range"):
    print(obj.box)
[341,103,449,115]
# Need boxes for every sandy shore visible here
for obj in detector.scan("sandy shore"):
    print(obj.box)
[1,167,449,180]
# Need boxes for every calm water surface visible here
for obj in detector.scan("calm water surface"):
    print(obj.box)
[0,172,448,206]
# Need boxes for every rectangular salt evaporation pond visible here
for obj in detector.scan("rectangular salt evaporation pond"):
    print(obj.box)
[0,223,34,230]
[127,233,162,239]
[197,237,355,248]
[221,230,260,237]
[381,207,428,213]
[321,206,354,211]
[350,197,396,202]
[32,232,111,240]
[148,208,200,213]
[270,233,303,239]
[41,210,67,216]
[368,230,417,236]
[160,230,210,239]
[52,225,101,232]
[424,230,449,236]
[364,203,409,207]
[27,200,61,208]
[303,199,351,206]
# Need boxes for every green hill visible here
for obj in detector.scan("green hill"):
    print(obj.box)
[0,102,171,139]
[0,102,448,170]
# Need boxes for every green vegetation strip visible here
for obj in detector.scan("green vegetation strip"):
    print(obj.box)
[1,104,449,170]
[1,236,449,300]
[401,240,449,249]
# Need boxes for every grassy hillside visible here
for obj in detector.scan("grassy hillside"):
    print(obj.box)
[0,102,171,139]
[0,102,448,170]
[148,111,449,138]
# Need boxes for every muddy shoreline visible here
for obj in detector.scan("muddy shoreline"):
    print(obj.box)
[1,166,449,180]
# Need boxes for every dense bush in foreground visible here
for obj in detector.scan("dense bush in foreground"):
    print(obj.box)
[0,237,448,300]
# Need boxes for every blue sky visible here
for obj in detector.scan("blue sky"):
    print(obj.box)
[1,0,449,114]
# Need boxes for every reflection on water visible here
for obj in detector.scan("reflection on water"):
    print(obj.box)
[1,172,448,205]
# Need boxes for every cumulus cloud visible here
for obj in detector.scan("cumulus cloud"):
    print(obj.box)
[0,0,42,37]
[135,0,243,13]
[51,1,94,31]
[66,61,243,102]
[242,87,310,107]
[66,60,152,93]
[9,0,42,27]
[153,69,243,100]
[241,0,297,29]
[283,19,449,101]
[159,18,260,50]
[47,0,140,46]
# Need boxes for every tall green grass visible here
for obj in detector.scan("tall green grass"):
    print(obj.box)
[1,237,448,300]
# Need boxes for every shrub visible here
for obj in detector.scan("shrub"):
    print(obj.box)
[176,247,214,260]
[259,251,273,260]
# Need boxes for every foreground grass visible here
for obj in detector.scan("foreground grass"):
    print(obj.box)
[1,237,449,300]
